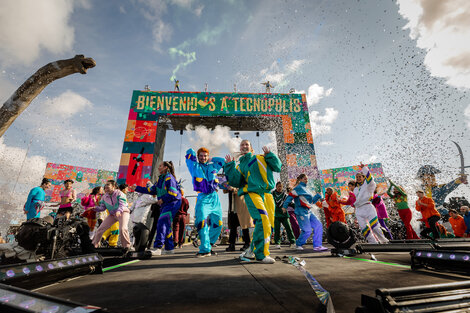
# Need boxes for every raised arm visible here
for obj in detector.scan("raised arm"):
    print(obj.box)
[185,148,198,177]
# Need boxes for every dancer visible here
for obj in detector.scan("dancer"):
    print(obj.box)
[225,186,252,252]
[448,209,467,237]
[57,179,76,219]
[272,182,296,248]
[460,206,470,237]
[186,147,225,257]
[131,161,182,255]
[173,193,189,248]
[24,178,52,220]
[325,188,346,224]
[81,186,104,237]
[283,174,327,251]
[224,140,281,263]
[92,180,131,249]
[387,180,419,239]
[285,187,300,238]
[340,181,356,206]
[353,164,388,244]
[371,189,393,239]
[415,190,440,240]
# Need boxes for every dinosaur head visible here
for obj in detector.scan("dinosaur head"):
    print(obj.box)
[73,54,96,74]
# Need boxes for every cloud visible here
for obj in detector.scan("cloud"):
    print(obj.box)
[305,84,333,106]
[397,0,470,89]
[185,125,241,155]
[296,83,337,137]
[258,59,307,90]
[138,0,172,52]
[319,141,334,146]
[41,90,93,118]
[0,0,90,66]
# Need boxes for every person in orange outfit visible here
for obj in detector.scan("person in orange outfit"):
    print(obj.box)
[316,199,332,228]
[448,209,467,237]
[415,190,440,240]
[325,188,346,224]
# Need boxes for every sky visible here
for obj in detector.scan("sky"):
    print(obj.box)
[1,0,470,231]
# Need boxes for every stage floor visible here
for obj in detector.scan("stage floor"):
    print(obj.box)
[33,244,469,313]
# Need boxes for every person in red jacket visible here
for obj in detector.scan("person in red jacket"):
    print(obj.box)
[173,194,189,248]
[448,209,467,237]
[415,190,440,239]
[325,188,346,224]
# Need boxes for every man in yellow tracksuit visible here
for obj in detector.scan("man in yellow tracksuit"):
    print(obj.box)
[224,140,281,264]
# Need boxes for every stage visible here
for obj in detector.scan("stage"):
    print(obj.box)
[29,244,468,313]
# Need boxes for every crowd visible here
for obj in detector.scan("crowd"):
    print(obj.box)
[22,139,470,264]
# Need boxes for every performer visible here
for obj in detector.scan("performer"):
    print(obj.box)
[57,179,76,219]
[283,174,327,251]
[225,186,253,252]
[448,209,467,237]
[321,198,333,228]
[387,180,419,239]
[186,147,225,257]
[340,181,356,206]
[272,182,296,249]
[81,186,104,238]
[131,161,182,255]
[353,164,388,244]
[24,178,51,220]
[325,188,346,224]
[174,79,180,92]
[224,140,281,264]
[371,189,393,239]
[460,206,470,237]
[173,194,189,248]
[92,180,131,249]
[415,190,440,240]
[285,187,300,238]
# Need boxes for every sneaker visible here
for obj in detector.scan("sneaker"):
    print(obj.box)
[195,252,211,258]
[211,243,218,248]
[162,249,175,255]
[240,247,255,259]
[226,245,235,252]
[150,248,162,256]
[274,244,281,249]
[260,256,276,264]
[313,246,329,252]
[295,245,304,250]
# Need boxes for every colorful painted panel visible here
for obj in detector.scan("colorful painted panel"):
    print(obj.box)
[320,163,388,198]
[118,91,321,192]
[43,163,117,202]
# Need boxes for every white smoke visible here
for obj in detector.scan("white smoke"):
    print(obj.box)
[185,124,241,155]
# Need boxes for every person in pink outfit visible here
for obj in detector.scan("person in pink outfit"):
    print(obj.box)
[92,180,131,249]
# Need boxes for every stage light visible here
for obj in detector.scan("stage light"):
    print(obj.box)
[411,249,470,275]
[0,253,103,289]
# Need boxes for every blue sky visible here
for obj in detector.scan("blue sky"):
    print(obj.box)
[1,0,470,229]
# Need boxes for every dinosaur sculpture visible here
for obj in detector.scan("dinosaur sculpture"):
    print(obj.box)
[0,55,96,137]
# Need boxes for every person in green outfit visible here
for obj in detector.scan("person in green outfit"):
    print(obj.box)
[272,181,295,248]
[224,139,282,264]
[387,179,419,239]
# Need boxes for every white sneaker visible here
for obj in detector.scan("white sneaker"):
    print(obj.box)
[295,245,304,250]
[162,249,175,255]
[150,248,162,256]
[260,256,276,264]
[274,245,281,249]
[240,247,255,259]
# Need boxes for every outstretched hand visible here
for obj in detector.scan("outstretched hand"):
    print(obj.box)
[262,146,270,155]
[225,154,234,163]
[359,162,365,169]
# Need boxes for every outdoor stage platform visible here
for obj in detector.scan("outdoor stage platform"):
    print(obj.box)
[28,244,469,313]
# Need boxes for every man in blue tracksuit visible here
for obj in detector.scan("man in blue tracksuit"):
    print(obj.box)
[186,147,225,257]
[283,174,328,251]
[24,178,52,220]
